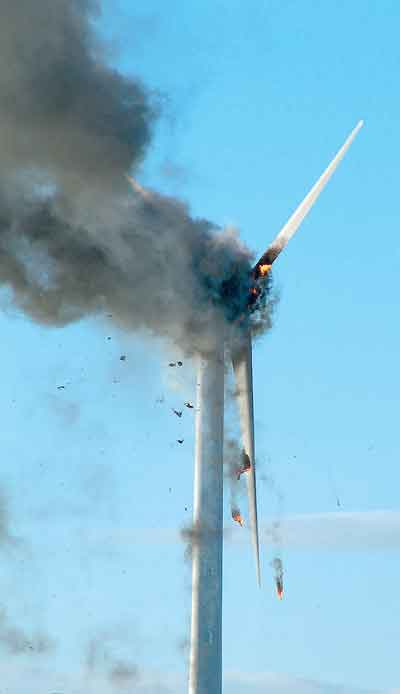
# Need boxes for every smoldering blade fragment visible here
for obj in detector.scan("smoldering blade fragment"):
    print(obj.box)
[272,557,284,600]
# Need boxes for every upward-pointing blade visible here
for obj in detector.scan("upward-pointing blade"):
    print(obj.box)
[255,120,363,268]
[232,331,261,587]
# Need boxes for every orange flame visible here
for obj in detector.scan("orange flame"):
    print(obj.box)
[276,579,284,600]
[258,263,272,277]
[232,510,244,527]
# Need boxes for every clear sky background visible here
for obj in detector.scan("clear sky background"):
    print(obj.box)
[1,2,399,693]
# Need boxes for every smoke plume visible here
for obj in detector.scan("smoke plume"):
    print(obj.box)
[86,634,140,688]
[0,0,268,355]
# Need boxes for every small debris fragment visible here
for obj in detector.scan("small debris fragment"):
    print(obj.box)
[237,453,251,480]
[57,385,65,390]
[177,439,184,444]
[169,362,176,367]
[184,402,194,409]
[177,361,183,367]
[172,408,182,418]
[120,355,126,361]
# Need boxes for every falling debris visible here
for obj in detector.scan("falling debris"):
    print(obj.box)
[177,361,183,367]
[232,509,244,527]
[177,439,184,445]
[169,362,176,367]
[57,386,65,390]
[172,409,183,418]
[156,395,165,404]
[272,557,284,600]
[237,452,251,480]
[336,497,341,508]
[185,402,194,409]
[120,355,126,361]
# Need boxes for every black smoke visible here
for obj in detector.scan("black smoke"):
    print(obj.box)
[0,0,267,354]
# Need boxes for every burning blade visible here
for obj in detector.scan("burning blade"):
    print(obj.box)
[232,330,261,587]
[254,120,364,271]
[276,578,283,600]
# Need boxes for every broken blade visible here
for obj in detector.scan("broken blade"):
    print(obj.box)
[255,120,364,268]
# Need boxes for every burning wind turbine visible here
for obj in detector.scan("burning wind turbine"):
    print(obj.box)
[130,120,363,694]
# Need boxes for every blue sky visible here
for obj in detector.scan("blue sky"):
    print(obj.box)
[1,1,399,692]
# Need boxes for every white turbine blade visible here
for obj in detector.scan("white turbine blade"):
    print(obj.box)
[232,331,261,587]
[126,175,151,200]
[257,120,363,267]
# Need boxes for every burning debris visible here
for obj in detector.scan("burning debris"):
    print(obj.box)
[272,557,284,600]
[232,508,244,527]
[172,409,183,418]
[237,452,251,480]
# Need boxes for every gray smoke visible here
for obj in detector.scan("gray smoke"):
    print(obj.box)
[0,0,266,355]
[86,635,140,688]
[0,608,55,656]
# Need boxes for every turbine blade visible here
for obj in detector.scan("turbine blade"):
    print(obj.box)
[232,331,261,587]
[255,120,364,268]
[126,175,151,200]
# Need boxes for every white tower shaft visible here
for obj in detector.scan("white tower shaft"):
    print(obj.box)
[189,340,224,694]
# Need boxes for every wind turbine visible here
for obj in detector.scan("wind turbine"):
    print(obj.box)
[128,119,363,694]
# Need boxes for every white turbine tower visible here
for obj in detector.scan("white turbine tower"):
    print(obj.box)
[128,119,363,694]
